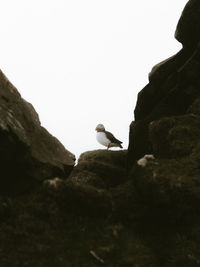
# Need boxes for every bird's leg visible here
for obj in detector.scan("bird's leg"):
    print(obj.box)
[107,144,110,150]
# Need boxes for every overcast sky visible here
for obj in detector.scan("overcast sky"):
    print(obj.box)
[0,0,188,159]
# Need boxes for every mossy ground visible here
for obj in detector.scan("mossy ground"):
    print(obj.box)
[0,184,157,267]
[1,149,200,266]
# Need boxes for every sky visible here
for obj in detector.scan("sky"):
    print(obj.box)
[0,0,188,159]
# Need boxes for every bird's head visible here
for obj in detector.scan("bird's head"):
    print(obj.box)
[95,124,105,132]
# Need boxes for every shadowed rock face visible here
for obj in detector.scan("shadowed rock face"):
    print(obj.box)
[0,70,75,194]
[128,0,200,166]
[175,0,200,47]
[125,3,200,264]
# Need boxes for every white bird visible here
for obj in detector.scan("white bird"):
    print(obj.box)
[95,124,123,150]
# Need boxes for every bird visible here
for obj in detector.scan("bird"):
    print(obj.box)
[95,124,123,150]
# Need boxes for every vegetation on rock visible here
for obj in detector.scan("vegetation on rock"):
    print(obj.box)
[1,0,200,266]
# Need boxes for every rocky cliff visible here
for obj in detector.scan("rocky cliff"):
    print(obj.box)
[0,1,200,266]
[128,0,200,165]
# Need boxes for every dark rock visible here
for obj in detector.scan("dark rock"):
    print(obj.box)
[148,48,192,83]
[69,150,127,189]
[2,2,200,266]
[149,114,200,158]
[0,70,75,194]
[68,169,105,188]
[187,97,200,115]
[79,149,127,169]
[43,177,112,218]
[175,0,200,47]
[111,180,138,222]
[0,187,159,267]
[44,149,128,219]
[128,1,200,166]
[131,153,200,225]
[126,3,200,264]
[128,120,151,165]
[55,181,112,218]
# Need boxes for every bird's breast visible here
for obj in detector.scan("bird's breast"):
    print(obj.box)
[96,132,110,147]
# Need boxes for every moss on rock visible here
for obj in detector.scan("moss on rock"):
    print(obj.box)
[149,114,200,158]
[69,150,127,189]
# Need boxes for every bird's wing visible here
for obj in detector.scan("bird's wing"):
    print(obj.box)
[105,131,122,144]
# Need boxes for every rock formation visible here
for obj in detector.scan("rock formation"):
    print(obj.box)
[126,0,200,265]
[128,0,200,166]
[0,1,200,266]
[0,70,75,194]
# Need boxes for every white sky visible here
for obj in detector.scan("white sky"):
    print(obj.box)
[0,0,188,159]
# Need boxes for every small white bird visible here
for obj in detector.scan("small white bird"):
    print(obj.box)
[95,124,123,150]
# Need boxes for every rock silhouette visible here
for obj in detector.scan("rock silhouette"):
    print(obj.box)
[128,0,200,166]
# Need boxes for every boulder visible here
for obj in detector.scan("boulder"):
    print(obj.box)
[69,150,127,189]
[0,70,75,194]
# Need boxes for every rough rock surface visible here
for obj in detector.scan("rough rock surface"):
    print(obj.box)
[128,0,200,166]
[0,149,160,266]
[175,0,200,47]
[126,0,200,265]
[0,70,75,194]
[1,1,200,266]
